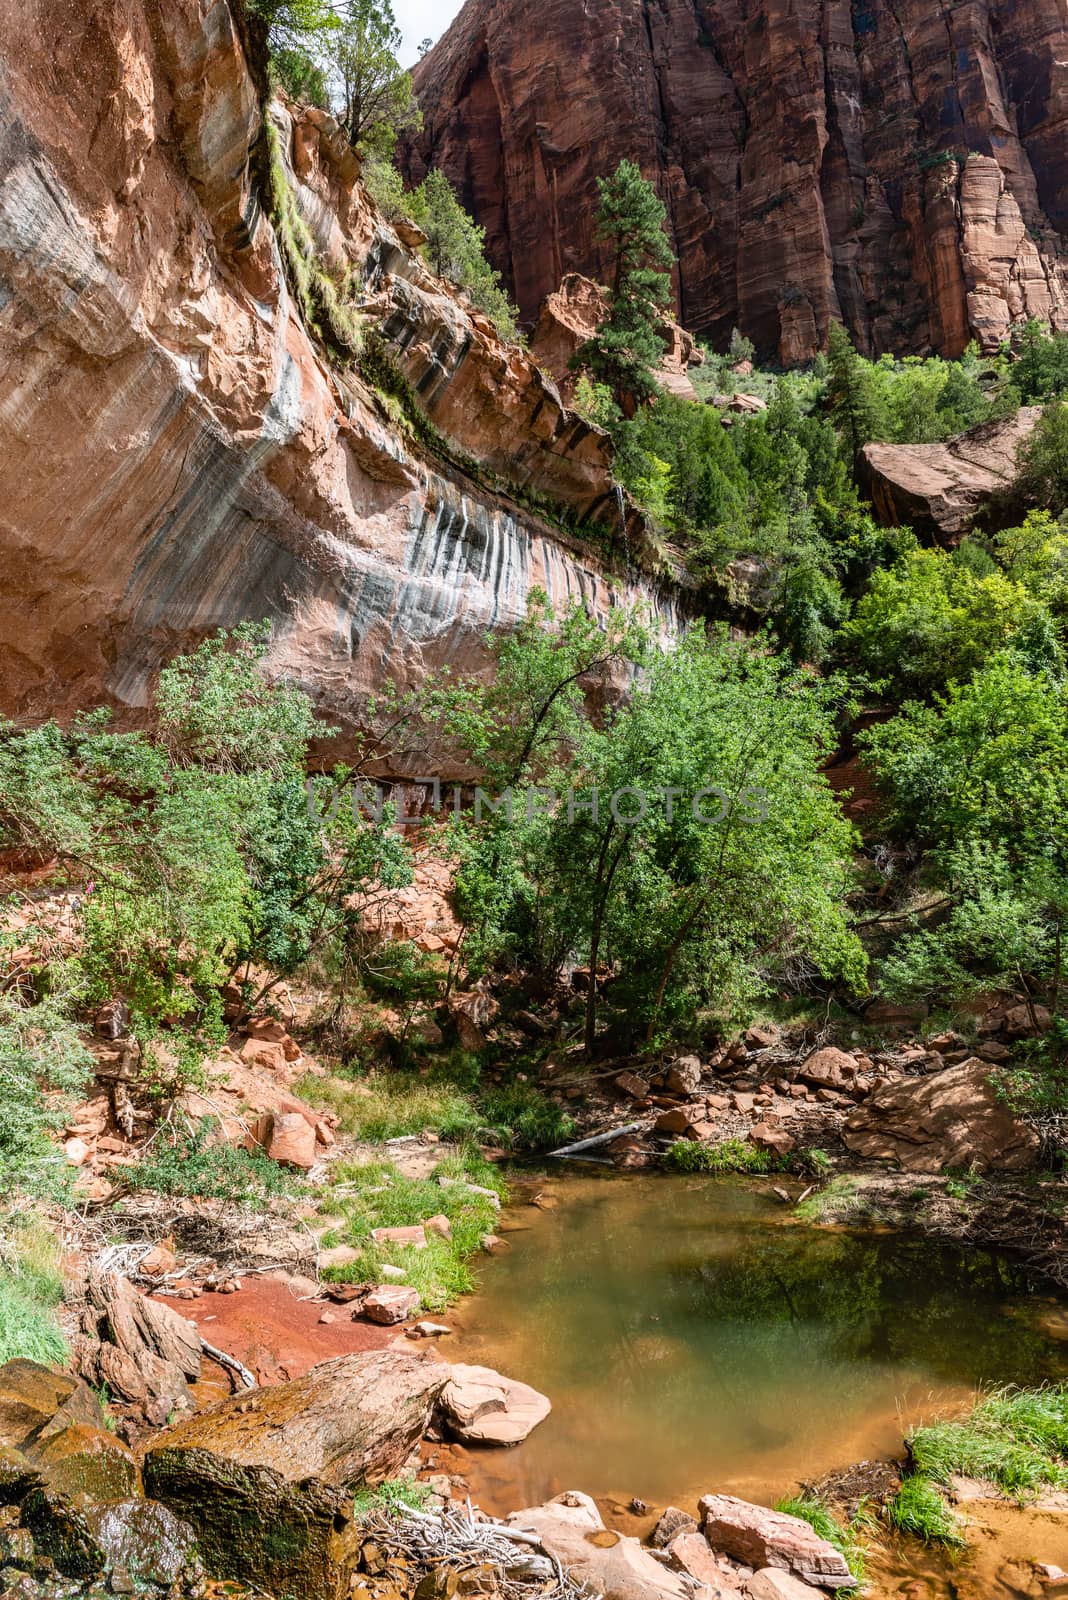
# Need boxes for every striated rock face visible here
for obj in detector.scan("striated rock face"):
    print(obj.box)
[403,0,1068,362]
[0,0,678,757]
[860,406,1041,540]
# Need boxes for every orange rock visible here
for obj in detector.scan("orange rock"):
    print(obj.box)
[251,1112,318,1171]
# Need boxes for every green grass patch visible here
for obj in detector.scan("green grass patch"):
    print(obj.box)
[773,1496,870,1585]
[300,1070,482,1143]
[662,1137,787,1175]
[352,1477,431,1519]
[908,1383,1068,1500]
[885,1476,964,1545]
[0,1219,67,1366]
[319,1145,507,1312]
[478,1084,575,1151]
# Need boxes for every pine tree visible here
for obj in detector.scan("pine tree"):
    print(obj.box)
[825,322,888,464]
[574,160,675,411]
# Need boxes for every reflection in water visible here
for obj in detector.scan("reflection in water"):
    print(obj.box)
[449,1174,1066,1517]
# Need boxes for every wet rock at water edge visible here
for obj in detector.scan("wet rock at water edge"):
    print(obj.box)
[438,1366,550,1446]
[82,1500,200,1589]
[699,1495,856,1590]
[507,1492,696,1600]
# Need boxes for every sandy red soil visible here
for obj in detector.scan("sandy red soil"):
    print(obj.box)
[154,1277,395,1388]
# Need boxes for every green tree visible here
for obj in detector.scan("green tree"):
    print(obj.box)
[825,322,889,463]
[861,655,1068,1064]
[574,159,675,409]
[247,0,339,56]
[839,546,1048,698]
[410,171,519,339]
[1020,401,1068,513]
[335,0,420,157]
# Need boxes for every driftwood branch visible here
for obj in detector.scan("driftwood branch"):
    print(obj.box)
[549,1121,645,1158]
[202,1338,257,1389]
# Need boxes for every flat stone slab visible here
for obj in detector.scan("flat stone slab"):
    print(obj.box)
[439,1363,550,1445]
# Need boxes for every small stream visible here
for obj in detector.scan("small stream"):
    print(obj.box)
[443,1171,1068,1597]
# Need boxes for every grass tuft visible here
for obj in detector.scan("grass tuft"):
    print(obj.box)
[0,1219,67,1366]
[773,1496,869,1584]
[319,1145,507,1312]
[908,1383,1068,1500]
[885,1476,964,1546]
[663,1136,787,1175]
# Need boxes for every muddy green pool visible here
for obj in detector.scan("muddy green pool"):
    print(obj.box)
[448,1173,1067,1518]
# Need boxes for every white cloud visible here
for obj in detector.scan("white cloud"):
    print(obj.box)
[393,0,464,65]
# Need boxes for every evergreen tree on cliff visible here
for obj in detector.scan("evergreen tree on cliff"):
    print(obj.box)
[574,160,674,412]
[826,322,888,465]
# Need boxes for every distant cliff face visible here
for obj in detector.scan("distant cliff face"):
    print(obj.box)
[403,0,1068,362]
[0,0,677,759]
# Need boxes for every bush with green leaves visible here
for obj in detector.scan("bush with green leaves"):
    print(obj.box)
[406,171,519,340]
[840,546,1052,699]
[125,1120,294,1203]
[0,623,412,1081]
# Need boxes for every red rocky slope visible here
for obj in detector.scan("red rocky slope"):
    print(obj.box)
[402,0,1068,362]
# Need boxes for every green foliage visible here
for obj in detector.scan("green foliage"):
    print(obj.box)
[1020,401,1068,514]
[573,159,675,407]
[662,1137,785,1175]
[826,322,889,462]
[0,624,411,1085]
[305,1070,483,1143]
[773,1497,869,1584]
[885,1476,964,1545]
[334,0,420,157]
[478,1085,576,1151]
[408,171,519,340]
[0,1219,68,1368]
[247,0,340,56]
[0,991,91,1200]
[126,1120,293,1203]
[265,116,364,362]
[352,1478,431,1518]
[319,1154,505,1310]
[435,603,864,1055]
[907,1384,1068,1501]
[840,546,1048,698]
[362,154,410,219]
[1013,318,1068,404]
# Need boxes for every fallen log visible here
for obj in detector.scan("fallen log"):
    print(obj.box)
[548,1121,645,1159]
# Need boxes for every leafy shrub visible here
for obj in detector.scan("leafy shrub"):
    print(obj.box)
[125,1121,293,1203]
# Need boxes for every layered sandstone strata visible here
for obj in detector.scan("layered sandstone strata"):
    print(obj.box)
[403,0,1068,361]
[0,0,675,755]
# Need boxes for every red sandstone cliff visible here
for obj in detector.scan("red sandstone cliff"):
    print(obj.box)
[403,0,1068,362]
[0,0,677,754]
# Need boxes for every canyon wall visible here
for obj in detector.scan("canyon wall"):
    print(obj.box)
[0,0,677,757]
[403,0,1068,362]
